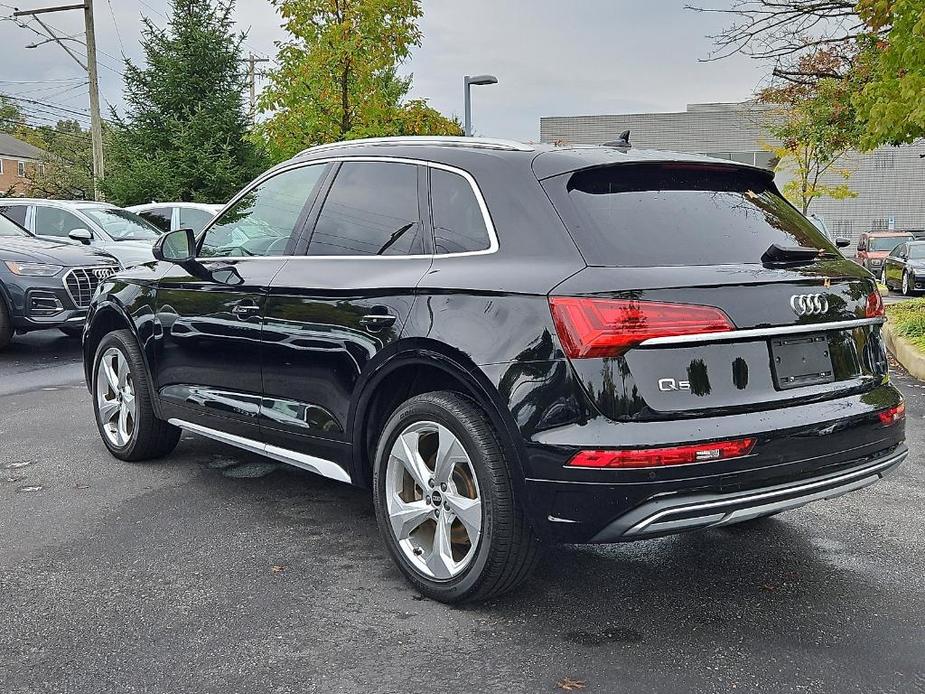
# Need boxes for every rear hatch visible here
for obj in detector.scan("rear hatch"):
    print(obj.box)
[540,160,888,422]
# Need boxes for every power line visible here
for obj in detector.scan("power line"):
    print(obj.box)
[105,0,125,55]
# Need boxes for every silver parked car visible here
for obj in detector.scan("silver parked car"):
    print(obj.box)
[0,199,160,268]
[127,202,222,234]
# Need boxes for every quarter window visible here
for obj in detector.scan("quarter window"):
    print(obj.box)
[34,206,85,238]
[0,204,28,227]
[430,168,491,254]
[200,164,326,258]
[307,162,422,256]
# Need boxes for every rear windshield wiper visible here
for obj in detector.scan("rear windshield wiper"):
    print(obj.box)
[761,243,835,265]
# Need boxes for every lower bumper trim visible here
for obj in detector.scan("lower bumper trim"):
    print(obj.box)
[589,446,907,542]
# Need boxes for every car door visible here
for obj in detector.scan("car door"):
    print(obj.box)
[153,163,332,439]
[885,243,903,285]
[260,159,432,473]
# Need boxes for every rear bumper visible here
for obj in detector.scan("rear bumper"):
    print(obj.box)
[590,445,906,542]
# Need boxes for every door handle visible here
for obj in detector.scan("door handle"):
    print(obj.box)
[231,301,261,320]
[359,313,397,330]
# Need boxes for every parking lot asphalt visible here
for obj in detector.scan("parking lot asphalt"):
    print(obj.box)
[1,327,924,694]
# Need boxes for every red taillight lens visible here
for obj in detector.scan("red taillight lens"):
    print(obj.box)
[879,403,905,426]
[567,438,756,469]
[866,290,884,318]
[548,297,734,359]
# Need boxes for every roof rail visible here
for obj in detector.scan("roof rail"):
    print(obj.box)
[296,136,534,157]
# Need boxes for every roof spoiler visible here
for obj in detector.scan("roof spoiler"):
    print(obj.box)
[602,130,631,150]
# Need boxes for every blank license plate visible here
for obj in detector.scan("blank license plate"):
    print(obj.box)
[770,335,834,390]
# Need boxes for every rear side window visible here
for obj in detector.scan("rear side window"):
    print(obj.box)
[138,207,173,233]
[544,163,839,267]
[0,204,28,227]
[430,168,491,254]
[308,162,423,256]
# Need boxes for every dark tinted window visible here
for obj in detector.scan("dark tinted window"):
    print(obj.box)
[431,168,491,254]
[34,206,85,238]
[308,162,422,256]
[889,244,905,258]
[138,207,173,233]
[178,207,214,232]
[545,163,840,267]
[201,164,325,258]
[0,204,28,227]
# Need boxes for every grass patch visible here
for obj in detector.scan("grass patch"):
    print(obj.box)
[887,297,925,351]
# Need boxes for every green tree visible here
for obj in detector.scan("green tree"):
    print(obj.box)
[21,120,95,200]
[854,0,925,147]
[258,0,461,162]
[103,0,266,206]
[760,58,862,214]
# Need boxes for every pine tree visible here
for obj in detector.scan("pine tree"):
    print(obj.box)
[104,0,265,205]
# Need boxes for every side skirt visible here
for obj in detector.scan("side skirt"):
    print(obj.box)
[168,418,353,484]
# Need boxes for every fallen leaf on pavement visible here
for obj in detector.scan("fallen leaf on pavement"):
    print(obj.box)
[556,677,587,691]
[271,565,286,573]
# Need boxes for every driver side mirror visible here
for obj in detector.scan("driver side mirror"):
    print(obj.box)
[153,228,196,264]
[68,228,93,244]
[835,238,850,248]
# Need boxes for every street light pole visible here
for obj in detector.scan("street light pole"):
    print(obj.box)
[463,74,498,137]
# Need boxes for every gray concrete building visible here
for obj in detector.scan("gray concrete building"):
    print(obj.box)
[540,102,925,244]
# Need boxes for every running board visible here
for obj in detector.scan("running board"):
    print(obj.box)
[168,418,352,484]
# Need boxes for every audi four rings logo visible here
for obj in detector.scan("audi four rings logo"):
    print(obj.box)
[790,293,829,316]
[93,268,115,280]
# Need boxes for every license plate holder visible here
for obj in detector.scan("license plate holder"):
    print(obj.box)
[770,334,834,390]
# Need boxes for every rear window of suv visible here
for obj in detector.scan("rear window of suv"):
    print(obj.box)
[543,163,838,267]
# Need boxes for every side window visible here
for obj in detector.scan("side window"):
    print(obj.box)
[138,207,173,233]
[200,164,325,258]
[0,204,28,227]
[34,206,85,238]
[430,168,491,254]
[178,207,214,233]
[307,162,422,256]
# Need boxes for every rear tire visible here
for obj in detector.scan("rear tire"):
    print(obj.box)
[373,391,541,604]
[92,329,180,461]
[880,268,889,290]
[0,299,12,351]
[903,271,912,296]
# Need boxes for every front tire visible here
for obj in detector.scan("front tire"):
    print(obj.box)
[881,268,889,290]
[92,330,180,461]
[373,391,541,603]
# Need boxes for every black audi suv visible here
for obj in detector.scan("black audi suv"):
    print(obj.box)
[0,212,118,350]
[82,136,906,603]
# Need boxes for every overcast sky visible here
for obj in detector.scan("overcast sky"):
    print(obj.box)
[0,0,767,140]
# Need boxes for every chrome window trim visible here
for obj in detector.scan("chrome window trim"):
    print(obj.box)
[638,317,885,347]
[168,418,352,484]
[196,156,499,262]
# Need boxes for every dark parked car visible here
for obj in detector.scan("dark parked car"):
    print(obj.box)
[82,136,906,603]
[881,240,925,295]
[0,212,118,349]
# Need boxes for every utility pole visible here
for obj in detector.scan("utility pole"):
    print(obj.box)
[246,53,270,123]
[14,1,105,200]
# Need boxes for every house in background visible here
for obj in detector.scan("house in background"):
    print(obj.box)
[0,132,46,195]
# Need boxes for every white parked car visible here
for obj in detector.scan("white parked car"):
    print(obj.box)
[0,199,160,267]
[127,202,222,234]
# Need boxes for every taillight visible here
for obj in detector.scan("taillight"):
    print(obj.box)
[866,290,884,318]
[879,403,904,426]
[548,297,734,359]
[568,438,756,469]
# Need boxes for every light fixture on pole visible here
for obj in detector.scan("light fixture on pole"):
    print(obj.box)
[463,74,498,137]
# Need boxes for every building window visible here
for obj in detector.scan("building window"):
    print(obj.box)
[832,220,852,238]
[871,218,888,230]
[17,161,25,177]
[874,150,895,170]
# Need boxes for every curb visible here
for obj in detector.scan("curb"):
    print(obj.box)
[883,323,925,381]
